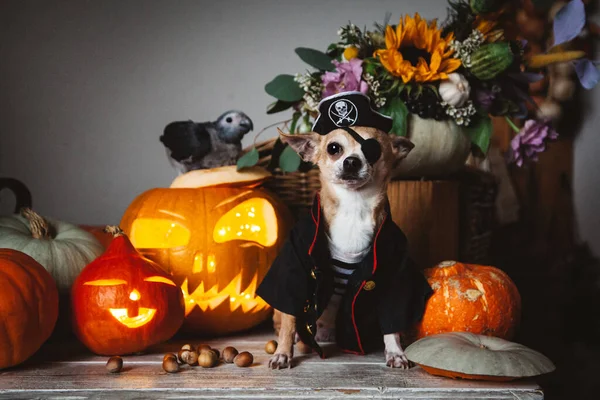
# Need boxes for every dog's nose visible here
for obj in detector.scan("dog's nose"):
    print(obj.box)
[343,156,362,173]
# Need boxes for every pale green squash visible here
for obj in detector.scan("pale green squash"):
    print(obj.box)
[405,332,555,381]
[0,209,103,292]
[392,115,471,178]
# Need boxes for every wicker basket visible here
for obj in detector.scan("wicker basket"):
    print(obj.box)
[250,138,498,264]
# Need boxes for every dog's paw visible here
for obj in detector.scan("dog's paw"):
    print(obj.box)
[315,326,336,342]
[385,351,410,369]
[268,353,293,369]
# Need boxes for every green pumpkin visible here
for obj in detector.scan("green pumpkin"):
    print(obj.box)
[469,42,515,80]
[0,209,103,292]
[470,0,502,14]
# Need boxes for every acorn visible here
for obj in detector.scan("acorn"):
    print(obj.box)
[469,43,515,80]
[265,340,278,354]
[162,357,180,373]
[198,349,219,368]
[222,346,239,363]
[106,356,123,373]
[470,0,502,14]
[234,351,254,367]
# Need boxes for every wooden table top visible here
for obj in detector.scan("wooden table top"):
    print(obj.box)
[0,329,543,399]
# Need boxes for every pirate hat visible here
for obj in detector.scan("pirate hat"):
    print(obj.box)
[312,91,393,135]
[312,91,392,164]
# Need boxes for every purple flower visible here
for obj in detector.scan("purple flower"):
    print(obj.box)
[322,59,368,98]
[510,120,558,167]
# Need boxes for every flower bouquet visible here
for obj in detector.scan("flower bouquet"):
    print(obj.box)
[239,0,597,176]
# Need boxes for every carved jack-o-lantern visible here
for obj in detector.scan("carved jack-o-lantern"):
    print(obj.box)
[120,167,292,335]
[71,227,185,355]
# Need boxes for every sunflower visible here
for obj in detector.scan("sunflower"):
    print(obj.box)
[374,13,461,83]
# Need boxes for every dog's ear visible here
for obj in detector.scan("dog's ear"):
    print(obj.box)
[278,128,319,162]
[390,135,414,160]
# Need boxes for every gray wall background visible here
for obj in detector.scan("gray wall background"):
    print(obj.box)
[1,0,599,255]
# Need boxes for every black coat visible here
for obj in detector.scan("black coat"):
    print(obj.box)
[256,195,432,356]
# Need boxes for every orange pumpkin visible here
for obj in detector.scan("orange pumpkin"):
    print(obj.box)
[415,261,521,340]
[0,249,59,369]
[120,166,292,335]
[71,227,185,355]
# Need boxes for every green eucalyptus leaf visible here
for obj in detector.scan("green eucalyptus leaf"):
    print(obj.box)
[265,74,305,102]
[295,48,335,71]
[464,115,492,154]
[279,145,302,172]
[236,147,260,170]
[289,111,301,134]
[379,97,408,137]
[267,100,295,114]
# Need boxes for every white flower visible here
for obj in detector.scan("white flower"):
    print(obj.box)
[439,73,471,107]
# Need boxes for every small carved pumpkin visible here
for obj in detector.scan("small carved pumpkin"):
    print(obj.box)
[0,209,103,292]
[0,249,59,369]
[120,166,292,335]
[71,227,184,355]
[415,261,521,340]
[406,332,555,381]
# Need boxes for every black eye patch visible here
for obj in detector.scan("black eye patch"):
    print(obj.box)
[339,127,381,165]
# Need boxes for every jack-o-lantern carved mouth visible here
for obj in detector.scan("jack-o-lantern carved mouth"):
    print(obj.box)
[181,271,269,315]
[108,307,157,328]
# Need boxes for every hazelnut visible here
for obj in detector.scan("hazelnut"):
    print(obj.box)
[177,349,188,364]
[181,343,195,352]
[198,349,218,368]
[265,340,278,354]
[222,346,239,363]
[163,353,177,362]
[182,350,199,366]
[197,344,212,353]
[162,357,180,373]
[211,348,220,359]
[106,356,123,373]
[234,351,253,367]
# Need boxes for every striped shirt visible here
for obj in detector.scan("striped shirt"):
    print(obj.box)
[332,259,360,295]
[328,238,370,297]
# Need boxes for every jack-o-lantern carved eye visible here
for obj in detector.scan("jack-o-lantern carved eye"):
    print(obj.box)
[144,276,177,286]
[213,198,278,247]
[129,218,190,248]
[84,279,128,286]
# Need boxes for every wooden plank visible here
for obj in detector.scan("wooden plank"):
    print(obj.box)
[0,389,544,399]
[0,331,542,399]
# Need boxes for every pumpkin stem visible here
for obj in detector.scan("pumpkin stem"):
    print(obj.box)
[20,208,54,239]
[104,225,125,237]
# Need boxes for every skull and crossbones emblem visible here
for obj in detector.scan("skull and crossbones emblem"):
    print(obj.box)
[328,99,358,127]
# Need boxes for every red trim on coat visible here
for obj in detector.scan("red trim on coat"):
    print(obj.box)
[372,214,387,274]
[308,193,321,255]
[350,281,366,355]
[342,348,364,355]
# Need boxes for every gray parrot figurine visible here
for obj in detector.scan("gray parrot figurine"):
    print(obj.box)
[160,110,254,174]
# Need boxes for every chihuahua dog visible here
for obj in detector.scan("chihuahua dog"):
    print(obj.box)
[267,126,417,369]
[256,91,432,370]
